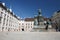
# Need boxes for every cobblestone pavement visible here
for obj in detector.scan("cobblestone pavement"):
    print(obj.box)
[0,32,60,40]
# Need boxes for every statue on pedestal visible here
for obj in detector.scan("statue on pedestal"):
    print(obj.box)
[34,9,44,26]
[33,9,45,32]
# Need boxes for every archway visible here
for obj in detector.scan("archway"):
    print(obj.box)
[22,28,24,31]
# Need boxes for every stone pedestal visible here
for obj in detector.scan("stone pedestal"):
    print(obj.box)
[32,25,46,32]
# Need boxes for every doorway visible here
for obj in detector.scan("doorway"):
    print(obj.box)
[22,28,24,31]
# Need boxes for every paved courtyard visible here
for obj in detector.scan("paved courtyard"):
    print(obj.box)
[0,32,60,40]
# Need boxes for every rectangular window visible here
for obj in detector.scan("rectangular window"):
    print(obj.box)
[28,24,30,25]
[0,22,1,23]
[0,18,1,23]
[2,8,3,11]
[26,26,27,28]
[19,24,20,25]
[22,23,24,25]
[22,26,24,27]
[3,23,5,26]
[31,26,32,28]
[0,17,1,21]
[5,11,7,13]
[5,14,6,17]
[28,26,30,28]
[6,27,7,29]
[1,12,3,14]
[0,12,3,17]
[6,24,8,26]
[3,18,6,26]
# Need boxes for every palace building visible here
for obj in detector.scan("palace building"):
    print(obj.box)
[0,2,20,31]
[0,2,53,32]
[0,2,34,32]
[19,18,34,32]
[51,10,60,29]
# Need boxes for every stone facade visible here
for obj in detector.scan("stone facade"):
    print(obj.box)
[51,10,60,30]
[19,18,34,32]
[51,10,60,22]
[0,2,20,31]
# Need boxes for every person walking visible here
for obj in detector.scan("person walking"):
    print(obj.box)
[58,20,60,32]
[45,21,49,30]
[55,21,58,32]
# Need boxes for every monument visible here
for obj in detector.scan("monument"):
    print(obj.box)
[33,9,45,32]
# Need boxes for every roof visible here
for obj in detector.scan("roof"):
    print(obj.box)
[44,18,50,21]
[0,2,20,20]
[25,18,34,21]
[57,10,60,13]
[0,3,7,10]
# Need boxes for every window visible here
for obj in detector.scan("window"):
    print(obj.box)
[1,12,3,14]
[5,11,7,13]
[3,18,5,21]
[26,24,27,25]
[3,18,6,26]
[7,19,8,21]
[6,27,7,29]
[6,24,8,26]
[0,21,1,23]
[26,26,27,28]
[28,26,30,28]
[3,23,5,26]
[0,12,3,17]
[31,24,32,25]
[10,17,11,19]
[22,23,24,25]
[9,24,10,26]
[31,26,32,28]
[2,8,3,11]
[19,24,20,25]
[5,14,6,17]
[2,27,4,30]
[22,26,24,28]
[0,18,1,23]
